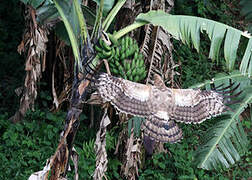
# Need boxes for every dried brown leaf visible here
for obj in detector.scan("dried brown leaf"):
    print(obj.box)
[140,0,177,86]
[52,61,59,109]
[71,147,79,180]
[93,110,111,180]
[122,124,141,180]
[50,141,69,179]
[50,40,72,112]
[17,41,25,54]
[78,80,90,96]
[10,6,49,123]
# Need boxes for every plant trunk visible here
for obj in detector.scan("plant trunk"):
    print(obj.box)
[50,65,91,179]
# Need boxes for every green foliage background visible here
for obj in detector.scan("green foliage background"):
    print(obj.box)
[0,0,251,179]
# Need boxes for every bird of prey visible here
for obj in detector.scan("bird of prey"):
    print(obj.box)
[94,73,235,143]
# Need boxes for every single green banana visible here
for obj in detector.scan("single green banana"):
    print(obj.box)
[122,60,127,69]
[125,48,130,57]
[124,37,128,48]
[131,58,136,68]
[126,62,131,71]
[129,75,133,81]
[116,47,120,58]
[115,60,120,67]
[118,64,124,73]
[97,52,106,59]
[123,74,127,80]
[120,52,126,60]
[99,38,103,47]
[101,40,112,51]
[111,48,115,57]
[95,45,103,52]
[111,68,119,74]
[136,59,140,67]
[128,48,135,57]
[132,68,137,76]
[102,50,112,58]
[137,67,146,75]
[129,38,133,47]
[138,59,144,67]
[134,52,138,60]
[109,62,116,69]
[139,70,147,79]
[126,70,131,77]
[133,75,140,82]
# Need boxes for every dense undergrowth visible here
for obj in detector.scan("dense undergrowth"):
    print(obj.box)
[0,0,251,179]
[0,110,250,179]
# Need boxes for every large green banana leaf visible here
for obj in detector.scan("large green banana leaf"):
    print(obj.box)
[54,0,89,72]
[116,10,252,77]
[192,71,251,170]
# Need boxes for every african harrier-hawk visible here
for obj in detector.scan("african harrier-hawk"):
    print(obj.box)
[95,73,229,143]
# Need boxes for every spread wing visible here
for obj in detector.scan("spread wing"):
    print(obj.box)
[170,88,226,124]
[95,73,229,143]
[95,73,153,117]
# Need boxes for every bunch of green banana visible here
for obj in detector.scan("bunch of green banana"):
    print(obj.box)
[95,38,114,60]
[109,36,147,82]
[94,36,147,82]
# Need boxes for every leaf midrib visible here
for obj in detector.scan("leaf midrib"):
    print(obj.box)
[200,93,252,167]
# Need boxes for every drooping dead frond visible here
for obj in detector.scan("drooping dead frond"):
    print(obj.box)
[52,58,60,109]
[51,39,72,111]
[11,6,48,123]
[140,0,178,87]
[93,109,111,180]
[71,147,79,180]
[50,139,69,179]
[122,124,142,180]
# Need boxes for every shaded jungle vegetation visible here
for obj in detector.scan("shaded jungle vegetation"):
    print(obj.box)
[0,0,251,179]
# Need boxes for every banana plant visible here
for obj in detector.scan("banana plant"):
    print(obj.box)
[21,0,127,179]
[21,0,251,176]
